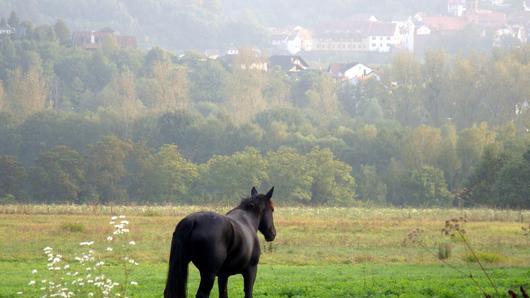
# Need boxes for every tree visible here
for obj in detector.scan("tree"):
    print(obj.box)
[192,147,268,203]
[266,147,313,204]
[53,19,70,45]
[0,81,5,112]
[150,144,199,203]
[0,155,26,201]
[457,123,496,179]
[8,11,19,28]
[85,136,133,203]
[358,165,387,203]
[492,148,530,208]
[391,53,425,126]
[407,166,451,206]
[101,69,144,138]
[6,67,48,119]
[306,148,356,205]
[400,125,442,169]
[31,145,86,202]
[466,145,507,206]
[141,61,189,112]
[422,50,450,126]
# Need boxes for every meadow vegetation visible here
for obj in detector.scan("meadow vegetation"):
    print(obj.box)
[1,205,529,297]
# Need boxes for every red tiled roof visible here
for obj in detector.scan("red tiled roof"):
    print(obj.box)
[422,16,470,32]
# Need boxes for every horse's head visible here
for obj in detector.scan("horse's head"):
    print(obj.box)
[251,186,276,242]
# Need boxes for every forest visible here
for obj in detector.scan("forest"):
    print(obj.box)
[0,13,529,208]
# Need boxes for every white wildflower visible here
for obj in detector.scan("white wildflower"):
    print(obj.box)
[28,280,36,286]
[128,241,136,246]
[130,281,138,286]
[32,269,38,274]
[106,247,113,252]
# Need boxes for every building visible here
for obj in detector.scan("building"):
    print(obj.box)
[328,62,377,84]
[420,15,471,34]
[72,29,137,50]
[448,0,467,16]
[218,48,268,72]
[269,55,309,72]
[0,24,15,36]
[270,26,312,54]
[312,19,414,53]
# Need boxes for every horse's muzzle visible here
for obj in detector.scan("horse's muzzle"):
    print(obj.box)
[265,231,276,242]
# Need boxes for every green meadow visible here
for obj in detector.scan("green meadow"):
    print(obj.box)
[1,205,529,297]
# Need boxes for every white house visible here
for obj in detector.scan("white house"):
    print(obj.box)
[328,62,377,84]
[271,26,312,54]
[448,0,467,16]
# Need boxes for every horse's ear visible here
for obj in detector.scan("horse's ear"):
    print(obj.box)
[251,186,258,198]
[265,186,274,200]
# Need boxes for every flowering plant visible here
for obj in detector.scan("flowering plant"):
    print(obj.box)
[20,215,139,297]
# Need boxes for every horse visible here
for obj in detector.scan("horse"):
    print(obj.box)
[164,186,276,298]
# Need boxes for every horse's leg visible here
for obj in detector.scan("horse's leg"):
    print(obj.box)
[196,271,216,298]
[242,266,257,298]
[218,274,228,298]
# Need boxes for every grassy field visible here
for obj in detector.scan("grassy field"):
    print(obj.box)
[1,205,529,297]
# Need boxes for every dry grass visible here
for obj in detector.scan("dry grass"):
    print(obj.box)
[1,204,529,268]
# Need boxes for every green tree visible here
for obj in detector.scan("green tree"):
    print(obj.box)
[85,136,132,203]
[466,145,507,206]
[31,145,86,202]
[457,123,496,179]
[358,165,387,203]
[391,53,424,126]
[53,19,70,45]
[492,148,530,208]
[6,67,48,119]
[400,125,442,169]
[266,147,313,204]
[407,166,451,206]
[193,147,268,203]
[100,69,144,138]
[306,148,356,205]
[0,155,26,201]
[150,144,199,203]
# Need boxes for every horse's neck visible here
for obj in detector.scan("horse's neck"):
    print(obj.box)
[227,209,260,232]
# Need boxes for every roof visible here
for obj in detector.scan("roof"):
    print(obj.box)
[328,62,360,76]
[466,11,507,28]
[269,55,309,72]
[314,20,398,38]
[422,16,470,32]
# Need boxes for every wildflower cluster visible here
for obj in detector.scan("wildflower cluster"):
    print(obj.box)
[441,217,467,237]
[402,228,424,246]
[22,215,139,297]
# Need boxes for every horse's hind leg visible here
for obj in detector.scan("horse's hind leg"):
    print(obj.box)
[218,274,228,298]
[196,271,216,298]
[242,265,257,298]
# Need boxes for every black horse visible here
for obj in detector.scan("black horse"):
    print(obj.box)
[164,187,276,298]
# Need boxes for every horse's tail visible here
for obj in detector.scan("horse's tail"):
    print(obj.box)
[164,218,194,298]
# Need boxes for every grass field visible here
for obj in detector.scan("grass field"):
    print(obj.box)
[1,205,529,297]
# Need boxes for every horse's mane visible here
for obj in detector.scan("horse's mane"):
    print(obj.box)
[237,196,267,213]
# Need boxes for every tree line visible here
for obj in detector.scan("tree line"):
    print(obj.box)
[0,15,529,207]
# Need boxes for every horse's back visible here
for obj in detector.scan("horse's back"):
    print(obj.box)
[175,212,234,270]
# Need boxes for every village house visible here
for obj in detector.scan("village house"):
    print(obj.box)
[311,18,415,53]
[0,24,15,36]
[218,48,268,72]
[328,62,377,84]
[270,26,312,54]
[269,55,309,72]
[72,28,137,50]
